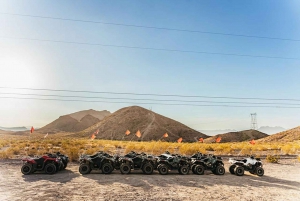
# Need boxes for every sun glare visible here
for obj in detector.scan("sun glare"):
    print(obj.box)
[0,49,38,88]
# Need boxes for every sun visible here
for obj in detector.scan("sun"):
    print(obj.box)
[0,46,39,88]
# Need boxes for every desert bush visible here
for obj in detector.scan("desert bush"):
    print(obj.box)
[266,155,280,163]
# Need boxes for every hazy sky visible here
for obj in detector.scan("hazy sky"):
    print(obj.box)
[0,0,299,130]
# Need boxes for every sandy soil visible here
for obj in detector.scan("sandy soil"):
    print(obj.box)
[0,159,299,201]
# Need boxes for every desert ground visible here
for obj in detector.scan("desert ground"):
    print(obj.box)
[0,158,299,201]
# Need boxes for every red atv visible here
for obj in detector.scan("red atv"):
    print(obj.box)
[21,154,63,175]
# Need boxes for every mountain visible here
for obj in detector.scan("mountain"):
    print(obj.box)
[258,126,300,142]
[38,109,111,133]
[204,129,268,143]
[75,106,208,142]
[258,126,286,135]
[0,126,28,132]
[199,129,237,136]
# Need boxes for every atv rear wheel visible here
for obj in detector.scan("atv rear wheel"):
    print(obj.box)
[142,163,154,175]
[102,163,114,174]
[45,163,57,175]
[158,164,169,175]
[235,166,244,176]
[120,163,131,174]
[256,167,264,176]
[179,165,189,175]
[215,165,225,175]
[194,165,205,175]
[79,164,91,175]
[229,165,236,174]
[21,163,32,175]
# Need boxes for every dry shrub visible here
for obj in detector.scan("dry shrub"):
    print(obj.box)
[266,155,280,163]
[65,147,80,162]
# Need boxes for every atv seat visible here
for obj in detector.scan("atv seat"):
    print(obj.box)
[34,158,45,165]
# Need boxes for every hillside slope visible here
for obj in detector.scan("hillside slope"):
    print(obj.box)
[258,126,300,142]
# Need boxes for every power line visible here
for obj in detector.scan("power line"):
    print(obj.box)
[1,36,299,60]
[0,96,299,108]
[1,12,299,42]
[1,92,300,106]
[1,86,300,102]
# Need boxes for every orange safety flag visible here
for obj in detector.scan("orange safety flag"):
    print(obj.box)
[163,133,168,138]
[250,139,256,145]
[199,138,204,143]
[215,136,221,143]
[177,137,183,143]
[125,130,131,135]
[30,126,34,133]
[136,130,141,138]
[91,134,96,140]
[44,133,48,139]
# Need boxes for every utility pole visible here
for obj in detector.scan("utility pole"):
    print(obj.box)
[250,113,257,130]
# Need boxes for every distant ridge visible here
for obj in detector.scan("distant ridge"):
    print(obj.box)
[258,126,286,135]
[75,106,208,142]
[0,126,28,132]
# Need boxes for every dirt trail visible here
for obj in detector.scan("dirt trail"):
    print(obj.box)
[141,113,155,140]
[0,159,299,201]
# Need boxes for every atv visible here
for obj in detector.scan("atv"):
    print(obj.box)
[78,151,115,175]
[190,153,225,175]
[229,156,264,176]
[156,152,190,175]
[118,151,156,175]
[54,152,69,169]
[21,154,63,175]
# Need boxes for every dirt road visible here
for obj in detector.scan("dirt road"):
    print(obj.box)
[0,159,299,201]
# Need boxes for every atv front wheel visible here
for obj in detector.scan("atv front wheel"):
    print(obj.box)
[215,165,225,175]
[158,164,169,175]
[194,165,205,175]
[21,163,32,175]
[229,165,236,174]
[120,163,131,174]
[256,167,264,176]
[45,163,57,175]
[79,164,91,175]
[235,166,244,176]
[179,165,189,175]
[102,163,114,174]
[142,163,154,175]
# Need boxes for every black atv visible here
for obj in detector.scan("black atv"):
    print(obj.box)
[156,152,190,175]
[190,153,225,175]
[118,151,156,175]
[78,151,115,175]
[54,152,69,169]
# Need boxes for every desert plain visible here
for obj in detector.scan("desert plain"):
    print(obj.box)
[0,157,299,201]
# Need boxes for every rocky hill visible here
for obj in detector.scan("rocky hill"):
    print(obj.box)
[75,106,208,142]
[204,129,268,143]
[38,109,111,133]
